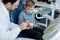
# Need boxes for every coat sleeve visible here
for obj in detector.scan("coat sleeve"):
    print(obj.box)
[0,9,21,39]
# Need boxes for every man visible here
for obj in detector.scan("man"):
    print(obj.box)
[0,0,31,40]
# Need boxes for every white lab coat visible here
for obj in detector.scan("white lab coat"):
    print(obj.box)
[0,2,21,40]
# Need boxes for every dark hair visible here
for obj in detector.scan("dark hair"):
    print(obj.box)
[2,0,17,4]
[25,0,35,7]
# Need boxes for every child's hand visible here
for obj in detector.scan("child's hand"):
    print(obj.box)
[24,20,32,29]
[19,22,29,30]
[25,20,34,29]
[28,23,34,29]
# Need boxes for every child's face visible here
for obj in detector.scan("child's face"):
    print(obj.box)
[25,6,34,14]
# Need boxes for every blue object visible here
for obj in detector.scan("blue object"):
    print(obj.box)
[10,0,24,24]
[18,10,37,27]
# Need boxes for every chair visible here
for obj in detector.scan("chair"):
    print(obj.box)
[10,0,24,24]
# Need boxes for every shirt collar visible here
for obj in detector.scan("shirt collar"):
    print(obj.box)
[24,10,34,15]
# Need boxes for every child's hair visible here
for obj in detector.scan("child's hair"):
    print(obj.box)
[25,0,35,7]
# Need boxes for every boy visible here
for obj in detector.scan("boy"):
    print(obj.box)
[18,0,43,40]
[18,0,37,27]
